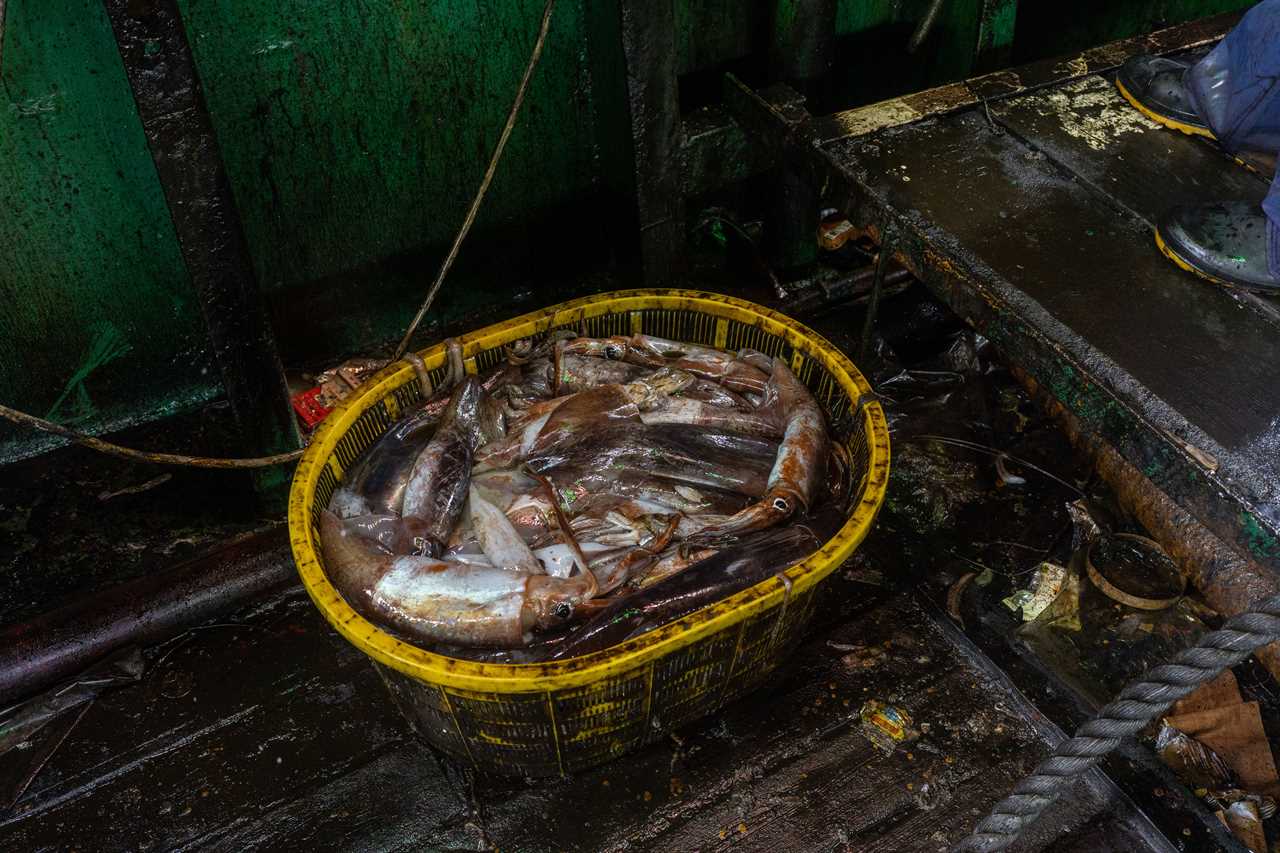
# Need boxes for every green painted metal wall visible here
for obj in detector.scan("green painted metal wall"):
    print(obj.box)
[0,0,1257,461]
[176,0,599,294]
[0,0,215,460]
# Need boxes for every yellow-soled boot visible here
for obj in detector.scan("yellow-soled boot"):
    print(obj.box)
[1156,201,1280,293]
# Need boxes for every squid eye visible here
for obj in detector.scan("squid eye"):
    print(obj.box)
[552,601,574,620]
[604,343,624,360]
[772,497,791,513]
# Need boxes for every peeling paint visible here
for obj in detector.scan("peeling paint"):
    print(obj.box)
[1241,512,1280,559]
[1030,76,1161,151]
[9,92,59,116]
[251,37,295,55]
[830,99,922,138]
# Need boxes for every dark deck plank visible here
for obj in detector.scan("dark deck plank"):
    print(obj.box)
[0,594,407,851]
[0,579,1169,853]
[819,106,1280,573]
[990,72,1267,225]
[839,112,1280,456]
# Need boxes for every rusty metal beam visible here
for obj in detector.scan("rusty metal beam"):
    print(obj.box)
[809,10,1243,143]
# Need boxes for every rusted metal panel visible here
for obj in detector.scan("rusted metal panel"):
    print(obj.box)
[1016,369,1280,681]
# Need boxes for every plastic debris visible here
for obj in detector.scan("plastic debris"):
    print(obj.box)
[0,647,144,757]
[1165,702,1279,788]
[1154,722,1234,789]
[1220,800,1265,853]
[840,644,889,671]
[1001,589,1033,615]
[859,699,918,754]
[291,386,332,431]
[0,647,145,808]
[293,357,389,431]
[1205,788,1277,819]
[1002,562,1067,622]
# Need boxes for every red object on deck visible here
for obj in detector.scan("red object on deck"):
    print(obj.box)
[291,387,332,431]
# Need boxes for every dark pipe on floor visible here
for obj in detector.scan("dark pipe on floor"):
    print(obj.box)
[0,526,295,704]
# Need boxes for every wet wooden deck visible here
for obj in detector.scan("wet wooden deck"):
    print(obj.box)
[0,296,1237,851]
[0,576,1171,852]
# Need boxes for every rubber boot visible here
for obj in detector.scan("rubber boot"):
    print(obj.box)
[1116,55,1212,137]
[1117,55,1276,176]
[1156,201,1280,293]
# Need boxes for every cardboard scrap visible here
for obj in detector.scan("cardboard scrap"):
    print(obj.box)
[1158,669,1277,852]
[1171,670,1243,717]
[1166,702,1279,789]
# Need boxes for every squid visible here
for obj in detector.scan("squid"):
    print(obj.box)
[689,358,828,541]
[330,349,518,519]
[563,334,770,395]
[396,377,487,556]
[468,486,542,574]
[321,511,597,648]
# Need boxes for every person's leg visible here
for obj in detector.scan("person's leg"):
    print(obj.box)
[1186,0,1280,159]
[1266,170,1280,281]
[1156,140,1280,293]
[1115,54,1213,138]
[1128,2,1280,291]
[1156,201,1278,291]
[1118,1,1280,174]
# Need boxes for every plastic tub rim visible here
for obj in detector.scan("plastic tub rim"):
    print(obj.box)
[288,289,890,694]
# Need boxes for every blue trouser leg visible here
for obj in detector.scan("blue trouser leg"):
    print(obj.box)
[1268,171,1280,277]
[1187,0,1280,276]
[1187,0,1280,155]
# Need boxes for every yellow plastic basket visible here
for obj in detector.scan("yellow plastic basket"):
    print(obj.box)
[289,289,889,776]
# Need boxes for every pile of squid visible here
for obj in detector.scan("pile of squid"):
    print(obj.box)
[320,332,848,662]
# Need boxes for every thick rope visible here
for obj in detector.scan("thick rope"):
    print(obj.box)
[0,403,304,469]
[953,592,1280,852]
